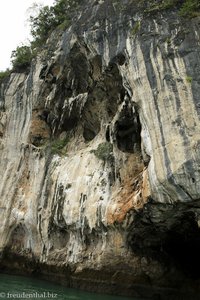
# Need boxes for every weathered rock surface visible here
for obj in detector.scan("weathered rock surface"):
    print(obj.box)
[0,1,200,299]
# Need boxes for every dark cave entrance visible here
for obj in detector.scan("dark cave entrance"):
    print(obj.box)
[115,104,141,153]
[162,212,200,279]
[128,209,200,280]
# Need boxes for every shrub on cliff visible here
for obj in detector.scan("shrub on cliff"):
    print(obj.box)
[91,142,114,163]
[51,136,69,156]
[145,0,200,17]
[11,45,33,71]
[29,0,82,47]
[0,69,11,82]
[6,0,82,72]
[179,0,200,17]
[30,5,56,47]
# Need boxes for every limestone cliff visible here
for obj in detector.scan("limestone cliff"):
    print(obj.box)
[0,1,200,299]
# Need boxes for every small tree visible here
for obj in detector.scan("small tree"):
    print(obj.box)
[29,0,82,47]
[91,142,114,162]
[30,5,56,47]
[0,69,11,82]
[11,45,33,71]
[9,0,83,71]
[179,0,200,17]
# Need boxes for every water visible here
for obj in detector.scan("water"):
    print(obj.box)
[0,274,138,300]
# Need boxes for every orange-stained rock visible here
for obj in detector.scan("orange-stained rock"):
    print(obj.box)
[106,168,150,224]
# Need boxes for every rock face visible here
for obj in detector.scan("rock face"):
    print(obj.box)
[0,1,200,298]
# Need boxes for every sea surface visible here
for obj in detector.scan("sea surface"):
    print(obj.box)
[0,274,140,300]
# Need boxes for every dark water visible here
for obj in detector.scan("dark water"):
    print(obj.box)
[0,274,139,300]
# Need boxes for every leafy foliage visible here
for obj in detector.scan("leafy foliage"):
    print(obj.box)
[7,0,200,72]
[51,136,69,155]
[30,5,56,47]
[91,142,114,162]
[186,76,193,83]
[179,0,200,17]
[29,0,82,47]
[0,69,11,82]
[145,0,200,17]
[11,45,34,71]
[5,0,82,71]
[131,21,141,36]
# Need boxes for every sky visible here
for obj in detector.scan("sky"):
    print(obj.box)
[0,0,54,71]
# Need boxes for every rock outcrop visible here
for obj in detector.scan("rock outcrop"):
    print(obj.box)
[0,1,200,299]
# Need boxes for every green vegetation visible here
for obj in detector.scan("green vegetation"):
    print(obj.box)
[11,45,34,71]
[51,136,69,155]
[131,21,141,36]
[179,0,200,17]
[165,37,171,45]
[29,0,81,48]
[145,0,200,17]
[186,76,193,83]
[29,5,56,48]
[2,0,199,74]
[3,0,82,72]
[161,0,178,9]
[145,0,181,13]
[91,142,113,163]
[0,69,11,82]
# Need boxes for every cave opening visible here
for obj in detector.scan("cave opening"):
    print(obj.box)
[115,106,141,153]
[128,209,200,280]
[163,212,200,279]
